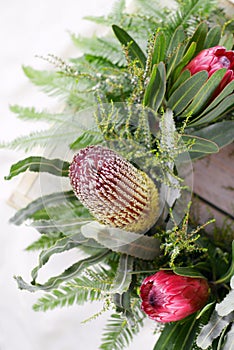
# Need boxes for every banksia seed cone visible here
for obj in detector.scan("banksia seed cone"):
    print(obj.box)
[184,46,234,95]
[69,145,159,233]
[140,270,209,322]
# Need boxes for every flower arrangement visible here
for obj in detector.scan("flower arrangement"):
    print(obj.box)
[3,0,234,349]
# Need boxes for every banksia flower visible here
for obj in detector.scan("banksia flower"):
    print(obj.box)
[140,270,209,322]
[184,46,234,95]
[69,145,159,233]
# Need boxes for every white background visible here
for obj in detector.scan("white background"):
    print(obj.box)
[0,1,157,349]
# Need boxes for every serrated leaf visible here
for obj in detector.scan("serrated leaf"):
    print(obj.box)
[70,130,103,150]
[112,25,146,68]
[196,310,234,349]
[204,25,222,49]
[15,249,110,292]
[188,93,234,127]
[185,22,208,56]
[185,68,227,116]
[81,221,160,260]
[216,290,234,317]
[110,254,134,294]
[31,233,88,283]
[31,218,92,235]
[143,62,166,111]
[167,71,208,115]
[5,156,69,180]
[153,313,198,350]
[10,191,76,225]
[223,323,234,350]
[152,31,166,66]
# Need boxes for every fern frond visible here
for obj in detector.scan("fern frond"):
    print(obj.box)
[166,0,217,36]
[25,232,64,251]
[70,34,126,66]
[84,0,126,25]
[33,267,113,312]
[9,105,66,124]
[100,306,144,350]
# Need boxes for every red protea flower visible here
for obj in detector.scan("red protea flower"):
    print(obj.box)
[140,270,209,322]
[184,46,234,95]
[69,145,159,233]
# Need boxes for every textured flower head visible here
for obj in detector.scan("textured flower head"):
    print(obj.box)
[140,270,209,322]
[184,46,234,95]
[69,145,159,233]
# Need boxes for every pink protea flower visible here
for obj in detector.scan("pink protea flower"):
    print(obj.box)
[140,270,209,322]
[69,145,159,233]
[185,46,234,94]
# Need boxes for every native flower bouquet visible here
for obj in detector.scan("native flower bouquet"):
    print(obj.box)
[3,0,234,349]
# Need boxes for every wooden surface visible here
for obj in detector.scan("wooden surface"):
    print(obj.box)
[192,143,234,232]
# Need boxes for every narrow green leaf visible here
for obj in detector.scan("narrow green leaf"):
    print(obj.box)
[185,68,226,116]
[5,156,70,180]
[167,26,185,55]
[81,221,160,260]
[110,254,134,294]
[9,191,76,225]
[185,22,208,56]
[153,314,198,350]
[167,71,208,115]
[152,31,166,66]
[194,80,234,118]
[182,134,219,159]
[31,234,87,283]
[196,310,234,349]
[113,291,131,311]
[173,266,207,279]
[112,25,146,68]
[166,44,185,79]
[168,69,191,97]
[219,33,234,50]
[190,94,234,126]
[204,25,222,49]
[70,130,103,150]
[15,249,110,292]
[143,62,166,111]
[187,121,234,152]
[172,42,197,82]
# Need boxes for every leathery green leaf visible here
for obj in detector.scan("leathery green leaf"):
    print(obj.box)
[15,249,110,292]
[185,68,226,116]
[112,25,146,68]
[143,62,166,111]
[167,71,208,115]
[5,156,69,180]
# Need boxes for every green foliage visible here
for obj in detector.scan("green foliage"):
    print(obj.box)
[100,303,144,350]
[5,1,234,350]
[33,267,113,311]
[5,156,69,180]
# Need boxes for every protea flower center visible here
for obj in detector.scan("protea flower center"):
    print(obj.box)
[69,145,159,233]
[140,270,210,322]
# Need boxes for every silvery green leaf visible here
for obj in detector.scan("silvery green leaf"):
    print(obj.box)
[110,254,134,294]
[15,249,110,292]
[196,309,234,349]
[81,221,160,260]
[216,289,234,317]
[223,322,234,350]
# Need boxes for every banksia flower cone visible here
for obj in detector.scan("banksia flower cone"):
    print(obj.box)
[69,145,159,233]
[185,46,234,95]
[140,270,209,322]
